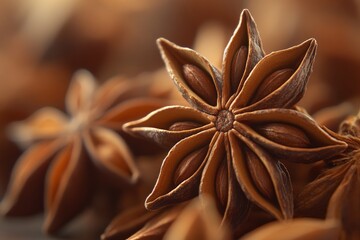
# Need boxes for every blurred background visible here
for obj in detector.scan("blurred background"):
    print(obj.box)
[0,0,359,238]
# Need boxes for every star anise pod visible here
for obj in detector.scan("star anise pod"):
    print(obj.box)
[124,9,346,232]
[313,101,357,132]
[104,197,228,240]
[163,197,230,240]
[0,70,167,234]
[101,153,166,240]
[102,204,163,240]
[240,218,341,240]
[126,205,185,240]
[296,112,360,239]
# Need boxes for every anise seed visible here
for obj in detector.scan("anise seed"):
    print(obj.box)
[182,64,217,106]
[174,147,208,186]
[257,123,311,148]
[168,121,202,131]
[246,149,276,201]
[215,159,228,212]
[231,46,248,93]
[251,68,294,103]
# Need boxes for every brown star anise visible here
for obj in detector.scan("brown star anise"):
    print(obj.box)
[0,70,166,234]
[103,197,229,240]
[124,9,346,231]
[240,218,341,240]
[163,197,230,240]
[297,112,360,239]
[102,204,163,240]
[117,204,185,240]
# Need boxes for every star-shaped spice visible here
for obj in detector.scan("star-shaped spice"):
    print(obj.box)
[163,197,230,240]
[240,218,341,240]
[297,112,360,239]
[0,70,166,234]
[102,203,186,240]
[103,197,229,240]
[124,9,346,231]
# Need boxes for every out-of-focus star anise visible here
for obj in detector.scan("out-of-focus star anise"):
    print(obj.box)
[0,70,166,234]
[103,204,184,240]
[240,218,341,240]
[313,101,357,132]
[124,9,346,232]
[103,197,229,240]
[163,197,230,240]
[297,112,360,239]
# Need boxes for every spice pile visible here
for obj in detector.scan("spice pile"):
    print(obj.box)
[0,2,359,240]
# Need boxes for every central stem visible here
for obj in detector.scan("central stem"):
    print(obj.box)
[215,110,234,132]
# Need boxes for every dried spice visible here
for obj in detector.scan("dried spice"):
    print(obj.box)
[101,153,165,240]
[126,205,185,240]
[163,197,230,240]
[297,112,360,239]
[124,9,346,233]
[102,204,162,240]
[1,1,360,239]
[103,197,229,240]
[0,70,167,234]
[249,0,360,114]
[240,218,341,240]
[313,101,357,132]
